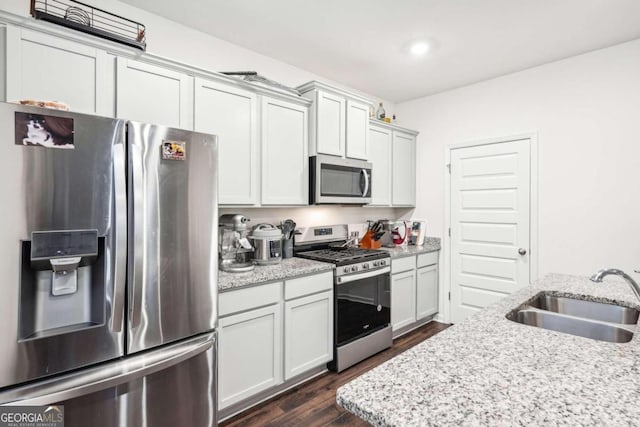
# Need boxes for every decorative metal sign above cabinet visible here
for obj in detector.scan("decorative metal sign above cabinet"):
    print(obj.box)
[30,0,147,50]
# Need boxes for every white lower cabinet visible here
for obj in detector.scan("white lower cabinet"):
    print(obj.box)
[219,271,333,412]
[284,290,333,380]
[417,264,439,320]
[391,269,417,330]
[391,251,440,336]
[218,303,282,409]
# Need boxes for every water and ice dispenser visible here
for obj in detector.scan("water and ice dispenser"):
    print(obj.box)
[19,229,105,340]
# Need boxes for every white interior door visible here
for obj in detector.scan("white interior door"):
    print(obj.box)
[450,139,531,323]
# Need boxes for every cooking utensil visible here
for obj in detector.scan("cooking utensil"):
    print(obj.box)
[284,219,296,239]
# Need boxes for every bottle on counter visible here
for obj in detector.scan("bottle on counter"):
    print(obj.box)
[376,102,386,120]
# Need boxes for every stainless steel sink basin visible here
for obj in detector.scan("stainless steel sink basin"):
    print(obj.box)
[529,294,640,324]
[507,292,638,343]
[511,309,634,343]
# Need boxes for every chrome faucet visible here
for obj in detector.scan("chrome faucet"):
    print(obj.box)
[590,268,640,301]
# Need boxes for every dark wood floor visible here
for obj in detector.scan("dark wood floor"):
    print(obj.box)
[220,321,451,427]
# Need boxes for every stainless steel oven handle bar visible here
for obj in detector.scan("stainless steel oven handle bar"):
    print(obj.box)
[337,266,391,284]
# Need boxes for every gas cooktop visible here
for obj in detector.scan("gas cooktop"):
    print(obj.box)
[295,247,389,267]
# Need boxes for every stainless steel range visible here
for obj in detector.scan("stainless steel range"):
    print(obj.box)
[294,225,392,372]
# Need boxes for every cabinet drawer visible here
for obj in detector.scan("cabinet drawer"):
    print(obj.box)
[417,251,439,268]
[391,256,416,274]
[220,281,282,317]
[285,271,333,301]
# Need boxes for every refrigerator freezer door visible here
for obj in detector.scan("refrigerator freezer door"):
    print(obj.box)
[127,122,218,354]
[0,103,126,389]
[0,333,217,427]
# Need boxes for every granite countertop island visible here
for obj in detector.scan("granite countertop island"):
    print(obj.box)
[218,257,334,291]
[337,273,640,426]
[378,237,441,259]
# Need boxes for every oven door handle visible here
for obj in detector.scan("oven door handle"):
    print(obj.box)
[337,266,391,284]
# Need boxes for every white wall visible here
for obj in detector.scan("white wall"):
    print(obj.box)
[397,38,640,278]
[0,0,394,110]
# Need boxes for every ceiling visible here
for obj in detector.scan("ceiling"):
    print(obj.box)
[119,0,640,102]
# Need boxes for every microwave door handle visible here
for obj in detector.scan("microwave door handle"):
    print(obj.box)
[361,169,370,197]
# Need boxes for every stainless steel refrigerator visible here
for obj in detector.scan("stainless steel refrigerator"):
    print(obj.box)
[0,102,218,426]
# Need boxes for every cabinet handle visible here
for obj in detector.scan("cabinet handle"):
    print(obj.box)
[518,248,527,256]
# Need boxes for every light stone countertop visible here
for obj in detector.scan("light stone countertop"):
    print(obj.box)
[377,237,441,259]
[337,273,640,426]
[218,257,334,291]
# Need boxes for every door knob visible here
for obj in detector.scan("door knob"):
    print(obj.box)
[518,248,527,256]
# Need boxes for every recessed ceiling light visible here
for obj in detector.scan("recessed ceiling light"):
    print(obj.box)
[409,41,430,56]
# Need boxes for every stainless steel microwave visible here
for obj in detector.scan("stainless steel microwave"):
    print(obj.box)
[309,154,372,204]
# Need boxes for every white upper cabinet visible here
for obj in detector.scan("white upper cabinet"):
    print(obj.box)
[369,124,392,206]
[261,97,309,205]
[5,27,112,115]
[299,81,372,160]
[392,130,417,207]
[195,77,259,205]
[315,90,345,156]
[116,57,193,130]
[346,100,370,160]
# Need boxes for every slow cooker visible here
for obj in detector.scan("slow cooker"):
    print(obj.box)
[249,223,283,265]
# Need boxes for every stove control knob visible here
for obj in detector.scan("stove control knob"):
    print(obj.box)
[380,259,386,266]
[353,265,359,272]
[362,263,369,270]
[344,267,352,274]
[373,261,379,267]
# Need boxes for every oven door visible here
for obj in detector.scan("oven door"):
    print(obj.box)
[310,155,372,204]
[335,269,391,346]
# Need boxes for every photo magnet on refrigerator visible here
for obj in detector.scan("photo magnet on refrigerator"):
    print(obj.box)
[162,140,186,160]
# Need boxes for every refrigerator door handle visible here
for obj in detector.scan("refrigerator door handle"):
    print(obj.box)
[0,334,214,406]
[111,142,127,333]
[129,142,144,329]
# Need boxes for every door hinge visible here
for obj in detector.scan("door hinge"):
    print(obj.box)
[448,227,451,237]
[448,291,451,301]
[446,163,451,173]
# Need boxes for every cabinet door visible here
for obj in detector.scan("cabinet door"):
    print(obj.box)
[316,90,345,156]
[116,58,193,130]
[369,125,392,206]
[195,78,258,205]
[5,27,112,115]
[218,304,282,409]
[391,270,416,331]
[261,97,308,205]
[284,290,333,380]
[391,131,417,206]
[345,100,369,160]
[417,264,439,319]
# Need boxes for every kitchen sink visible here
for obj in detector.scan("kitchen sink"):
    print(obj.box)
[529,293,640,324]
[507,292,638,343]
